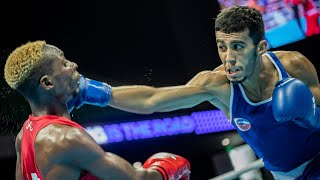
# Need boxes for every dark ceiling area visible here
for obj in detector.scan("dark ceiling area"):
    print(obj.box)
[1,0,220,85]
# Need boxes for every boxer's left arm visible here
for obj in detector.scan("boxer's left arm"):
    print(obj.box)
[273,51,320,128]
[60,126,189,180]
[282,51,320,105]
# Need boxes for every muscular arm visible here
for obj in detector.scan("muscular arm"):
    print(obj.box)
[15,130,23,180]
[109,71,218,114]
[281,51,320,105]
[60,127,161,180]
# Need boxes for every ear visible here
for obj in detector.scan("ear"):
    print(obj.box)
[257,40,268,55]
[39,75,53,90]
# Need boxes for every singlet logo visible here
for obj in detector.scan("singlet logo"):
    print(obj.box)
[234,118,251,131]
[31,173,40,180]
[26,120,33,131]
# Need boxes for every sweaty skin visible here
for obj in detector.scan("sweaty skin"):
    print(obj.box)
[14,44,162,180]
[108,30,320,118]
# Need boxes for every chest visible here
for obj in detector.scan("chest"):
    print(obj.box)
[241,75,279,103]
[244,86,275,103]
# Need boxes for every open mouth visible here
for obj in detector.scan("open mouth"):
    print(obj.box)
[75,73,81,85]
[227,68,241,76]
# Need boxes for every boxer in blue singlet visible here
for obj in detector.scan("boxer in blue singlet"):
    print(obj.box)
[68,6,320,179]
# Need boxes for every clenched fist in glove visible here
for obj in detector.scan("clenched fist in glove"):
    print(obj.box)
[142,152,191,180]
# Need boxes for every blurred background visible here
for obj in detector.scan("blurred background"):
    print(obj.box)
[0,0,319,179]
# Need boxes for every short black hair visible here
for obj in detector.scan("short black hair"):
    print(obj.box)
[16,56,55,97]
[215,6,265,45]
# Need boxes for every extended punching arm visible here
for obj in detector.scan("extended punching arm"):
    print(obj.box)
[68,72,214,114]
[67,75,112,112]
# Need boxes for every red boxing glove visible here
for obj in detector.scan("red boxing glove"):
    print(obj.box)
[142,152,191,180]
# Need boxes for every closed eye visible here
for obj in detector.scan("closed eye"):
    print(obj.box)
[64,61,69,67]
[218,45,227,51]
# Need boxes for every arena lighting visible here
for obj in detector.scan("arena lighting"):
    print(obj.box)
[85,110,235,145]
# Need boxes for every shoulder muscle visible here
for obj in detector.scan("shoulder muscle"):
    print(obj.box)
[187,68,228,90]
[56,126,105,165]
[15,129,23,153]
[278,51,319,87]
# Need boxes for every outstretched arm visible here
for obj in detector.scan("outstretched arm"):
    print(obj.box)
[109,71,216,114]
[68,69,228,114]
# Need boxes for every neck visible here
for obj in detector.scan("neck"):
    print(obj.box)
[28,98,70,119]
[241,55,268,97]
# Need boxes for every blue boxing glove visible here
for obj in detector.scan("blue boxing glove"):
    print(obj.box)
[67,75,112,112]
[272,78,319,128]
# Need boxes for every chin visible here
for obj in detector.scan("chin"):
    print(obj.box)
[230,77,246,84]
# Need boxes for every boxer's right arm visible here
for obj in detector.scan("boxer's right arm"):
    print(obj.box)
[68,69,226,114]
[60,127,189,180]
[68,73,213,113]
[109,70,221,114]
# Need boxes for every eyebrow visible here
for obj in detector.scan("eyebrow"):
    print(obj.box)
[216,39,224,43]
[230,40,245,44]
[216,39,246,44]
[55,51,65,61]
[58,50,64,57]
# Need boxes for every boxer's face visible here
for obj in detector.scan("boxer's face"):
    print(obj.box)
[216,29,258,84]
[43,45,81,101]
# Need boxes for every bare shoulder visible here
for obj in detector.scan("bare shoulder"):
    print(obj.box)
[36,124,95,160]
[187,65,229,89]
[16,129,23,143]
[272,50,318,85]
[273,50,305,60]
[15,129,23,152]
[273,51,310,72]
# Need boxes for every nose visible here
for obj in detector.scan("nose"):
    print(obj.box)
[72,62,78,70]
[225,49,236,66]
